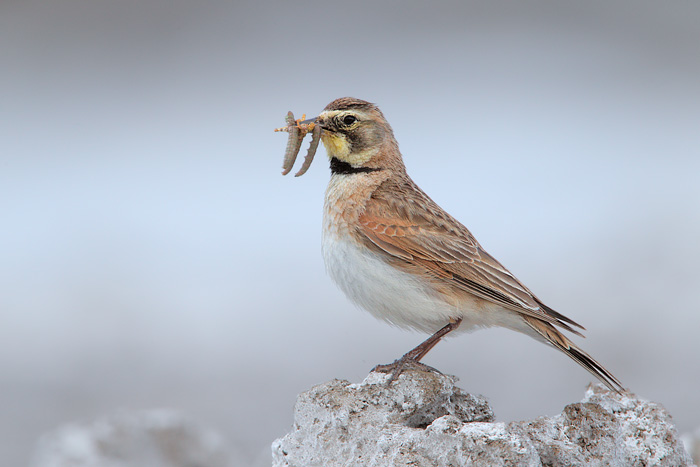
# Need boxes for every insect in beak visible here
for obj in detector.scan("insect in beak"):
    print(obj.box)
[274,112,322,177]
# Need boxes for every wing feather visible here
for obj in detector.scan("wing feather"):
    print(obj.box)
[357,177,584,335]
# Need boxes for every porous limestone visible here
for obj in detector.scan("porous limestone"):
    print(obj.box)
[272,369,693,467]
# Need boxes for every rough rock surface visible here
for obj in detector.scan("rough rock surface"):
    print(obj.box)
[30,409,238,467]
[272,369,693,467]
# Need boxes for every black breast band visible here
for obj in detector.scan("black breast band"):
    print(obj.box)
[330,158,381,175]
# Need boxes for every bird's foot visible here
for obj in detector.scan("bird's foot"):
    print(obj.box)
[372,358,443,385]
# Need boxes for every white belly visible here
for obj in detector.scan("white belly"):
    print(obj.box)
[322,233,536,338]
[322,234,460,333]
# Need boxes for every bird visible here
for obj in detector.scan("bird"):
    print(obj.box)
[310,96,623,392]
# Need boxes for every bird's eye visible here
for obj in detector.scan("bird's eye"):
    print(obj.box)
[342,115,357,126]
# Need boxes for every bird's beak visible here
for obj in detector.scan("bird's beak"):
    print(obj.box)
[307,115,333,132]
[300,117,318,126]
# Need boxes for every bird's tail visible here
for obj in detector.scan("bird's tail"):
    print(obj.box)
[524,316,624,393]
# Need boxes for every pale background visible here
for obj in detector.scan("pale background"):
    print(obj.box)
[2,1,699,465]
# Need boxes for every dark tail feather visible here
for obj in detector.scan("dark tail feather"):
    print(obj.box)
[561,343,624,393]
[524,317,624,393]
[534,297,586,333]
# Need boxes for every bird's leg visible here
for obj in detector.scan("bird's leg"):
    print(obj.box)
[406,317,463,362]
[373,318,463,383]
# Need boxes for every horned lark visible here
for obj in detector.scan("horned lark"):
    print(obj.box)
[308,97,623,391]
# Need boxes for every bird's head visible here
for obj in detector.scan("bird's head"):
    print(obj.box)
[314,97,402,172]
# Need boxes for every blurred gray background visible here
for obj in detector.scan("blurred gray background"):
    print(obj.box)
[2,0,699,465]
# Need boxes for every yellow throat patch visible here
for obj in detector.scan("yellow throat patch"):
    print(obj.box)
[321,132,377,166]
[321,132,350,160]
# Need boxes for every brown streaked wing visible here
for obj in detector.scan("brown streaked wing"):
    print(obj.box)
[357,177,584,335]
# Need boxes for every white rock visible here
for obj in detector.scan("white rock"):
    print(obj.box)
[272,369,693,467]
